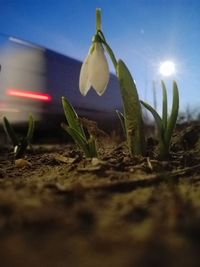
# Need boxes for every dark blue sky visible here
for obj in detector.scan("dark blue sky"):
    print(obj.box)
[0,0,200,113]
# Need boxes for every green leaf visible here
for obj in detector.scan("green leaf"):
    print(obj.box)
[61,122,86,147]
[62,96,86,139]
[117,60,145,156]
[140,100,164,140]
[26,114,35,142]
[161,81,168,131]
[61,123,90,156]
[115,110,126,137]
[61,97,98,158]
[87,135,98,157]
[3,116,19,146]
[14,138,28,159]
[165,81,179,144]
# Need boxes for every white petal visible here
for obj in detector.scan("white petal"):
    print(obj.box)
[89,43,109,96]
[79,53,91,96]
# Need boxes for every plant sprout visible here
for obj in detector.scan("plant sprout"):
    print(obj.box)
[79,8,146,156]
[3,115,35,159]
[62,96,98,158]
[141,81,179,159]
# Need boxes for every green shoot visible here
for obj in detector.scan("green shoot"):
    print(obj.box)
[117,60,146,155]
[95,9,146,156]
[62,96,98,158]
[3,115,35,159]
[115,110,126,137]
[141,81,179,159]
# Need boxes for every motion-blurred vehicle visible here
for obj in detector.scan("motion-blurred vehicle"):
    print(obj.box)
[0,35,122,130]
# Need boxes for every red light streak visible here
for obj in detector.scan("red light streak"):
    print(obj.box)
[7,89,52,102]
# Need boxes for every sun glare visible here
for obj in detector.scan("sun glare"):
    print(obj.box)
[159,61,176,77]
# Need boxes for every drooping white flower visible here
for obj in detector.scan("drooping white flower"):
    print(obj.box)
[79,42,109,96]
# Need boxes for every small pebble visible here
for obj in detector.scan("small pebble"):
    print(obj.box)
[15,159,30,168]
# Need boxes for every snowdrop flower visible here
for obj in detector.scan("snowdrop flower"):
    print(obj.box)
[79,41,109,96]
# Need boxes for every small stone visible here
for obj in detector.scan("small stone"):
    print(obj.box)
[15,159,30,168]
[91,157,106,166]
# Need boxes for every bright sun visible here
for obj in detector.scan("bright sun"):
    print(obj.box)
[159,61,176,77]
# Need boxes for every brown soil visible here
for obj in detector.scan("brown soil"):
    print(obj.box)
[0,123,200,267]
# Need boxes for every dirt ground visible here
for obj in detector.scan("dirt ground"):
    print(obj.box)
[0,122,200,267]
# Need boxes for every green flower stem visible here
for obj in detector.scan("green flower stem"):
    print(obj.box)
[100,39,118,69]
[96,8,102,31]
[95,10,117,68]
[96,30,118,69]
